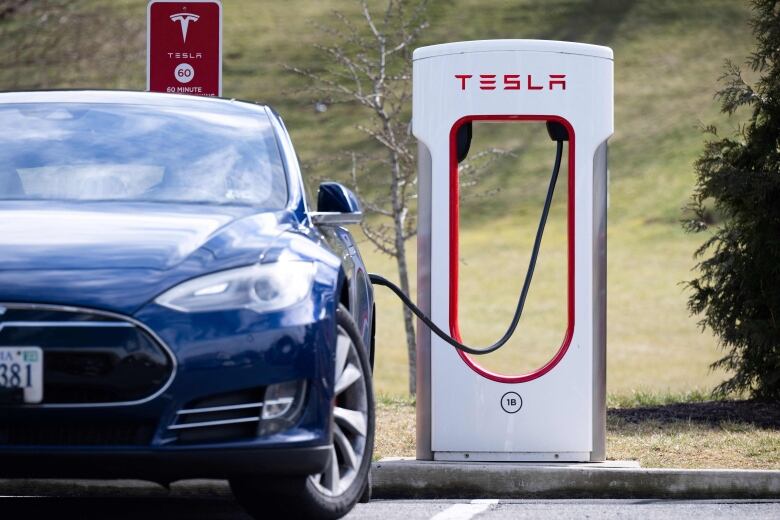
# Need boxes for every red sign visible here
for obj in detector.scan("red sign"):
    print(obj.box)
[147,0,222,97]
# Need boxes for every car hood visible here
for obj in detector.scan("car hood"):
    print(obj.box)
[0,201,298,313]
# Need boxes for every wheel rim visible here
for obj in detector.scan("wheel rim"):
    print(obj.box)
[309,325,368,497]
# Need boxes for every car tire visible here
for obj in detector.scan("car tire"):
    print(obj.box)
[231,304,375,520]
[358,468,372,503]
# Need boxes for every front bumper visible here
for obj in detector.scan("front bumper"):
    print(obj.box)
[0,445,331,479]
[0,297,338,479]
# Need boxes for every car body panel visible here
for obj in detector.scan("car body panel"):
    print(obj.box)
[0,201,298,314]
[0,91,374,479]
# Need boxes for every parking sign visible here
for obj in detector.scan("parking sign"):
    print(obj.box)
[147,0,222,97]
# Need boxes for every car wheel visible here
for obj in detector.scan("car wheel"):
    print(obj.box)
[231,304,375,520]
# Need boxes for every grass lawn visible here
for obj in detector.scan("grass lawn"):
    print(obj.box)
[375,394,780,469]
[356,0,755,397]
[366,213,733,397]
[358,1,765,467]
[0,0,755,398]
[1,0,771,468]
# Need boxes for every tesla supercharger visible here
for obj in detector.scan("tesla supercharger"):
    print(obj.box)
[413,40,613,462]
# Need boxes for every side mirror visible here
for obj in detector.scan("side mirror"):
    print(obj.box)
[310,182,363,226]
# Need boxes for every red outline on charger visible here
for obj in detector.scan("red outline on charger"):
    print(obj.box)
[448,114,575,384]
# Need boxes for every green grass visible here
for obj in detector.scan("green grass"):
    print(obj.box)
[0,0,757,398]
[360,0,755,396]
[375,395,780,468]
[606,388,714,409]
[368,220,735,396]
[607,418,780,470]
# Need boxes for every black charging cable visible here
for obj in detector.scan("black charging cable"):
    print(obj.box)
[369,136,564,356]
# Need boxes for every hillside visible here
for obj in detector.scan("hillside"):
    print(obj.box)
[0,0,756,396]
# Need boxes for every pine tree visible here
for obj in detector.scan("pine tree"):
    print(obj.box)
[686,0,780,400]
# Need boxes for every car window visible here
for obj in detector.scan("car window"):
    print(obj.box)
[0,102,288,208]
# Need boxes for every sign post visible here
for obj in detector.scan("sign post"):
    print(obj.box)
[147,0,222,97]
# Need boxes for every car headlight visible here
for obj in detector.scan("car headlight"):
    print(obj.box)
[155,261,316,313]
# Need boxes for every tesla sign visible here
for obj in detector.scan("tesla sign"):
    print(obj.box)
[147,0,222,96]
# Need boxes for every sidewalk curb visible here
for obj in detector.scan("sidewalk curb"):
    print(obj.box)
[371,460,780,499]
[3,462,778,501]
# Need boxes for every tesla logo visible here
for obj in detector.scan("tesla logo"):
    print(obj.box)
[170,13,200,43]
[455,74,567,91]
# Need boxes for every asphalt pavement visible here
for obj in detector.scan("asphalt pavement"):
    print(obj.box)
[0,483,778,520]
[348,499,780,519]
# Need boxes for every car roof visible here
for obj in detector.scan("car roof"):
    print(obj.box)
[0,90,269,114]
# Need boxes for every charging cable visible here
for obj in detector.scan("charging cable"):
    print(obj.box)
[370,133,565,356]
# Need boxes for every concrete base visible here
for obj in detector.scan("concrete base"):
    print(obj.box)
[371,458,780,499]
[379,457,641,469]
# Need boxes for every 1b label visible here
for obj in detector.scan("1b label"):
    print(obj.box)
[501,392,522,413]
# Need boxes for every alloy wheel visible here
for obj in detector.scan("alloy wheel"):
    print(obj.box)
[308,325,369,497]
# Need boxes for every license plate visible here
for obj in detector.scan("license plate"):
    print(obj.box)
[0,347,43,403]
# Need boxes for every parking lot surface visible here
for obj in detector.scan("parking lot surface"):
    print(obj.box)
[0,483,779,520]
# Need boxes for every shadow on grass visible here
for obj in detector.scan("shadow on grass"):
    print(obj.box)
[541,0,639,46]
[609,400,780,430]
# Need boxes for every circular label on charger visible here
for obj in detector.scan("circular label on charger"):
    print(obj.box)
[500,392,523,413]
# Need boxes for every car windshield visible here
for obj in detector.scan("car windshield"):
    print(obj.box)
[0,102,288,208]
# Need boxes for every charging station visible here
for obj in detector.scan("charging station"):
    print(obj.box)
[412,40,613,462]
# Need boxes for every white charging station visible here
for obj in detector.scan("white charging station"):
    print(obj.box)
[413,40,613,462]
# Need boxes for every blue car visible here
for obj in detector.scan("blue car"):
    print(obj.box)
[0,91,375,519]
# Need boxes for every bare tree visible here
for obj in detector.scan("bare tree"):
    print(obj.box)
[290,0,428,395]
